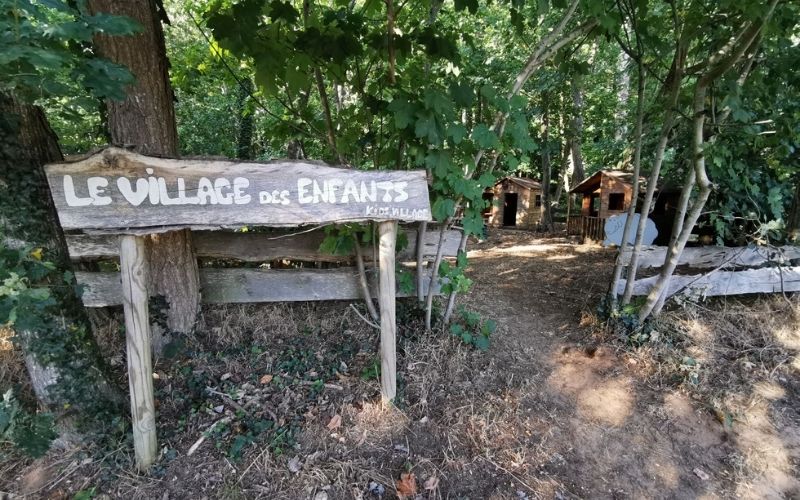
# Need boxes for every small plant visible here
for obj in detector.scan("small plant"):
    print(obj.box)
[0,389,57,458]
[448,306,496,351]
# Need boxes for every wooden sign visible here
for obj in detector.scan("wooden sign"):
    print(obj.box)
[43,147,437,470]
[45,148,431,231]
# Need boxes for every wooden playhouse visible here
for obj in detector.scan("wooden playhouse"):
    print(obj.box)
[484,177,542,229]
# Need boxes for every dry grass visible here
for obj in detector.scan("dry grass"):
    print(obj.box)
[0,326,34,404]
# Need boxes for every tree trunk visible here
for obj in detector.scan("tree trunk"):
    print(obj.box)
[0,94,120,414]
[569,77,586,185]
[614,49,631,143]
[540,103,553,230]
[89,0,200,340]
[788,181,800,243]
[236,78,254,160]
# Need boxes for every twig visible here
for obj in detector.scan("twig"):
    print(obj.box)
[350,303,380,329]
[187,416,232,456]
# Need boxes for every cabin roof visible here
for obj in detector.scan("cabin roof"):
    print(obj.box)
[495,176,542,191]
[569,170,642,194]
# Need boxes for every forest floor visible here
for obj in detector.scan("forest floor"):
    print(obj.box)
[3,229,800,499]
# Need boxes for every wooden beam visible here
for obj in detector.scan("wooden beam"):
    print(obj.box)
[377,221,398,403]
[65,227,463,263]
[75,266,439,307]
[619,245,800,270]
[118,236,157,470]
[617,265,800,298]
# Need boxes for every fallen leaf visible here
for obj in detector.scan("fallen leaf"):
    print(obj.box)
[396,472,417,499]
[327,414,342,430]
[259,374,273,384]
[423,475,439,491]
[287,456,302,473]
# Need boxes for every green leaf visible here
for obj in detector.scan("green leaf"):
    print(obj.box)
[448,123,467,144]
[449,81,474,107]
[472,124,499,149]
[388,98,415,129]
[432,197,456,222]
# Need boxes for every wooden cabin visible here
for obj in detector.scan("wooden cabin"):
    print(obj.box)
[567,170,641,241]
[484,177,542,229]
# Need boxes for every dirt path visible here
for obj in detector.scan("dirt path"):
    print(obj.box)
[6,230,799,499]
[459,230,794,499]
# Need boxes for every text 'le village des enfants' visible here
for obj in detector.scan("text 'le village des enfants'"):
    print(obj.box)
[60,169,430,219]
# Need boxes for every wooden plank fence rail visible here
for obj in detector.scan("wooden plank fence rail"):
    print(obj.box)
[582,216,606,242]
[617,265,800,298]
[566,215,582,235]
[620,245,800,270]
[76,266,440,307]
[65,227,461,263]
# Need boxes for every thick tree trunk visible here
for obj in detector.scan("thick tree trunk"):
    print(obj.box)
[569,78,586,185]
[0,94,120,412]
[89,0,200,339]
[614,49,631,143]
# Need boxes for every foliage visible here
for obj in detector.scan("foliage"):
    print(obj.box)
[0,389,57,458]
[448,306,496,351]
[0,241,120,421]
[1,0,142,153]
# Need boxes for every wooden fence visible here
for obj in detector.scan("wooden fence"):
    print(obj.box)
[617,245,800,299]
[67,228,462,307]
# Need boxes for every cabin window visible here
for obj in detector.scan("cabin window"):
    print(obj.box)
[534,194,542,207]
[608,192,625,211]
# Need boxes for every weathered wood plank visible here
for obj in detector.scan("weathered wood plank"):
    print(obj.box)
[118,236,157,470]
[620,245,800,270]
[378,221,397,403]
[65,227,463,262]
[45,148,431,231]
[76,266,440,307]
[617,265,800,298]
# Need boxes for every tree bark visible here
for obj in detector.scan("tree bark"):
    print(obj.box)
[540,102,553,230]
[89,0,201,339]
[569,77,585,185]
[0,94,120,413]
[236,78,254,160]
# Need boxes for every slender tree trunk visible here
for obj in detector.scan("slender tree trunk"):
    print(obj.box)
[788,181,800,243]
[236,78,254,160]
[89,0,201,342]
[621,37,687,304]
[0,94,120,414]
[608,51,645,307]
[638,9,776,321]
[540,103,553,230]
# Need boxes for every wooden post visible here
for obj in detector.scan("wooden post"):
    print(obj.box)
[119,235,157,470]
[377,221,398,403]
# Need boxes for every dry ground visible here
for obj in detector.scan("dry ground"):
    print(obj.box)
[2,229,800,499]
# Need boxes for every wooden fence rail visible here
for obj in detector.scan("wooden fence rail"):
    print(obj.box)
[618,244,800,299]
[66,227,461,263]
[620,244,800,270]
[617,265,800,298]
[76,266,439,307]
[582,216,606,242]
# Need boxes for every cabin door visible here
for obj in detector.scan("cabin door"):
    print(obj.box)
[503,193,518,226]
